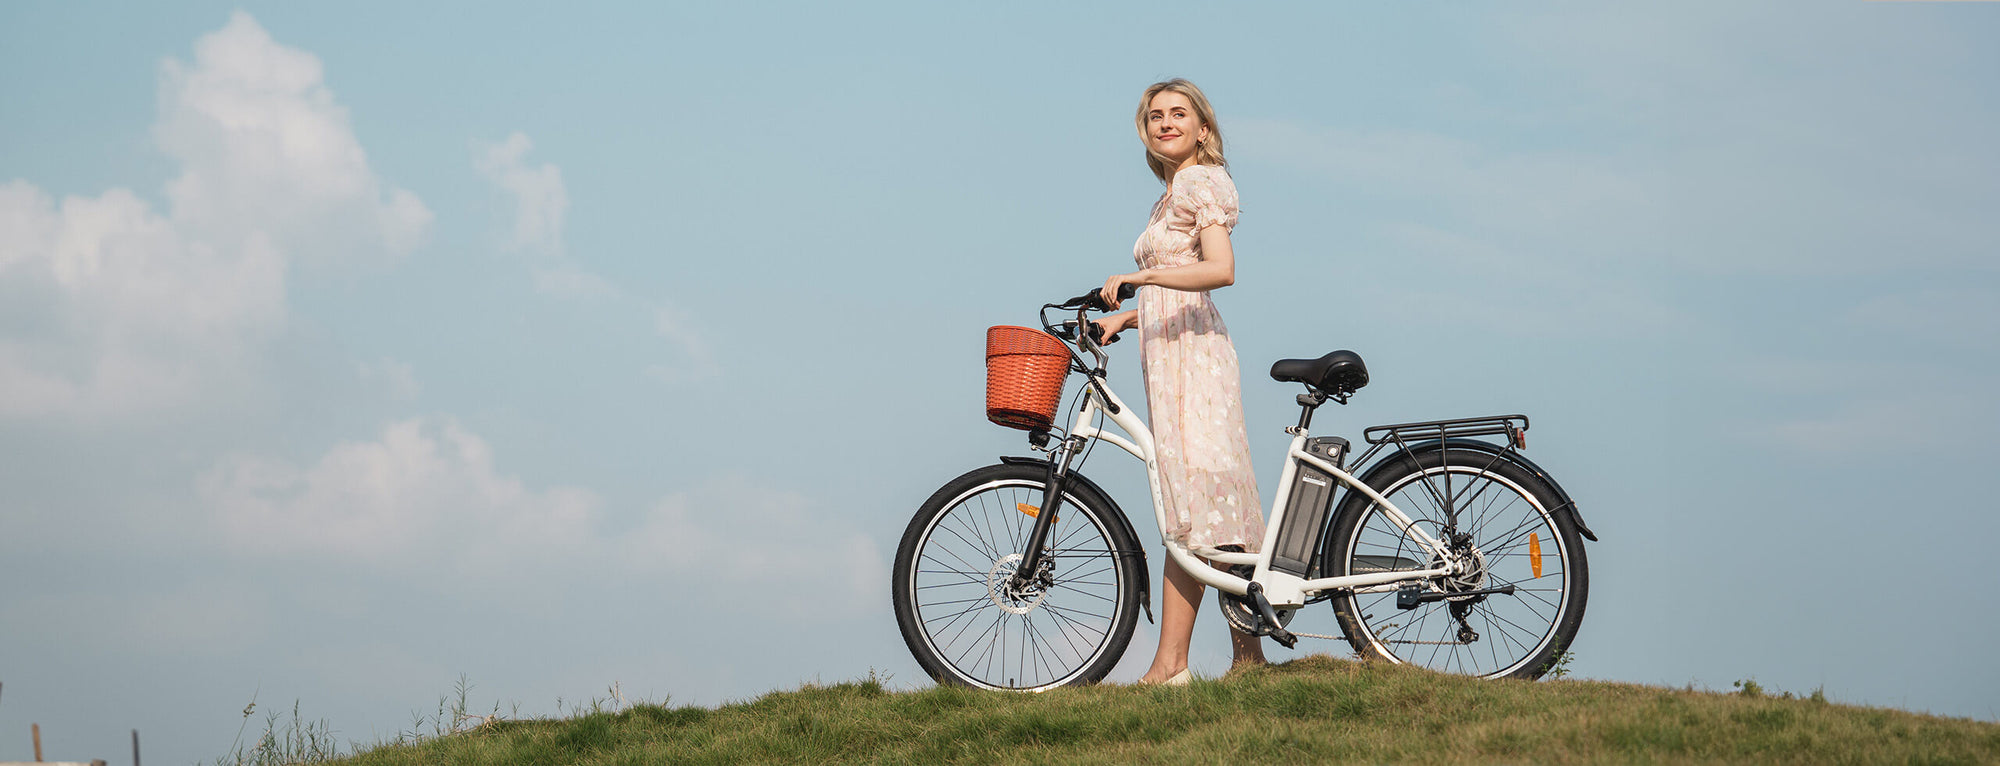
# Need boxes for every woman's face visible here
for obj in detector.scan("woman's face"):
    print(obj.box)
[1144,90,1208,165]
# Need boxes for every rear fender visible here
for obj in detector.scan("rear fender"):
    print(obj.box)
[1350,440,1598,542]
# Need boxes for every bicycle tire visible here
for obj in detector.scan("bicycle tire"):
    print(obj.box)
[893,463,1144,690]
[1324,447,1589,679]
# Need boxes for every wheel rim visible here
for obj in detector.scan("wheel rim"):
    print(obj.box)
[1342,465,1572,678]
[908,479,1127,690]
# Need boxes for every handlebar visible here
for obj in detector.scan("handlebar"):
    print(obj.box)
[1031,283,1136,408]
[1056,283,1138,313]
[1045,283,1137,348]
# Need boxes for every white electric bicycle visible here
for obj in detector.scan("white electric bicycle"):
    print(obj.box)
[892,286,1597,691]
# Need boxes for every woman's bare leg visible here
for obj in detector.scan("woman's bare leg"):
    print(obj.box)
[1138,555,1203,683]
[1138,554,1267,683]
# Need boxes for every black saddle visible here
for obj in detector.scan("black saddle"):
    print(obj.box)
[1269,350,1369,395]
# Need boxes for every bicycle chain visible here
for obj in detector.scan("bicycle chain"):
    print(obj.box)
[1280,629,1468,646]
[1233,625,1484,645]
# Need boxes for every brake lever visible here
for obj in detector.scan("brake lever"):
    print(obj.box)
[1084,319,1119,345]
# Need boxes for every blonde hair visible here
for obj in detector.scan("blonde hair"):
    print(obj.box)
[1135,78,1227,184]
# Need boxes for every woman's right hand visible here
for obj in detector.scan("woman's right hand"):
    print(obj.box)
[1100,271,1147,310]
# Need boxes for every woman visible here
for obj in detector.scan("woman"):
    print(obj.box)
[1093,78,1266,685]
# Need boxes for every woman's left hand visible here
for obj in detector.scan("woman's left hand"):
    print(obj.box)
[1100,271,1146,309]
[1089,314,1128,345]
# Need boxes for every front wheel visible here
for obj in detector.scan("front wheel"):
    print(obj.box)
[1325,448,1589,679]
[892,463,1144,690]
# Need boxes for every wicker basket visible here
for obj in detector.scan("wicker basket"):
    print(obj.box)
[985,326,1072,431]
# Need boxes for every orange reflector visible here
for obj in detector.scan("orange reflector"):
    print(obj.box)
[1017,503,1054,522]
[1529,532,1543,579]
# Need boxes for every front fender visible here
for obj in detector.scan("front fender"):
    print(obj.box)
[998,455,1155,622]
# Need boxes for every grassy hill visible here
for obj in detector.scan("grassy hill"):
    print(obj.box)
[330,656,1998,765]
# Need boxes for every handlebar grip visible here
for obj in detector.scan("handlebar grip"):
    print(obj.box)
[1061,283,1141,312]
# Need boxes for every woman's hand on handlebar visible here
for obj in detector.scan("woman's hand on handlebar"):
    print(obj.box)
[1099,271,1147,310]
[1090,310,1137,345]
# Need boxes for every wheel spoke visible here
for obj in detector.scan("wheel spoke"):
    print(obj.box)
[898,474,1136,690]
[1037,603,1094,658]
[1332,458,1582,679]
[971,492,1008,560]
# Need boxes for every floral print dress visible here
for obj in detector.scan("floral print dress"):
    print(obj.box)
[1133,164,1265,553]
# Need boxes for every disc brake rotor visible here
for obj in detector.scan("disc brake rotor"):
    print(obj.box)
[987,553,1052,615]
[1428,545,1489,602]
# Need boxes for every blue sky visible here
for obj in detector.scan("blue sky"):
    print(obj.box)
[3,2,1997,762]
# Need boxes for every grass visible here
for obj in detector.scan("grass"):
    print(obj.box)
[309,657,2000,765]
[210,697,342,766]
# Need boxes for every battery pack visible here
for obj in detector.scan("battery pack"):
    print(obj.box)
[1269,436,1347,578]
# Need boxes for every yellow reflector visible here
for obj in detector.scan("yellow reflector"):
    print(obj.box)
[1017,503,1052,521]
[1529,532,1543,579]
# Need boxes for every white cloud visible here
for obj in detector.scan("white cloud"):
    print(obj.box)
[475,132,568,256]
[155,11,431,264]
[531,264,620,299]
[201,418,601,569]
[0,182,285,419]
[469,132,715,382]
[357,357,421,401]
[197,418,882,613]
[623,476,885,616]
[0,12,429,422]
[649,305,719,382]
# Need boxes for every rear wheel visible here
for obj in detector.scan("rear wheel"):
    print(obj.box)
[892,463,1144,690]
[1325,448,1588,679]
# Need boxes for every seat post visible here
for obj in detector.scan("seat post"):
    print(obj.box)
[1292,392,1325,433]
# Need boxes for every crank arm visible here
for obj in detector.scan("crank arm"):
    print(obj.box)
[1245,582,1299,649]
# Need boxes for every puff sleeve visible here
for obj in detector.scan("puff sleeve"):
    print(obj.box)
[1173,165,1239,234]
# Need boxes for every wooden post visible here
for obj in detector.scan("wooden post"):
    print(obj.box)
[31,722,42,761]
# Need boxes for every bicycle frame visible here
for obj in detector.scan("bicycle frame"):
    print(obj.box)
[1063,367,1457,611]
[893,294,1590,688]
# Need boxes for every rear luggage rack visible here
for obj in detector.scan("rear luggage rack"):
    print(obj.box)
[1363,414,1529,448]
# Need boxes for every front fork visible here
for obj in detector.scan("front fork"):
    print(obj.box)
[1011,435,1081,586]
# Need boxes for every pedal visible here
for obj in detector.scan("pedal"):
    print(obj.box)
[1267,625,1298,649]
[1397,584,1424,610]
[1244,582,1300,650]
